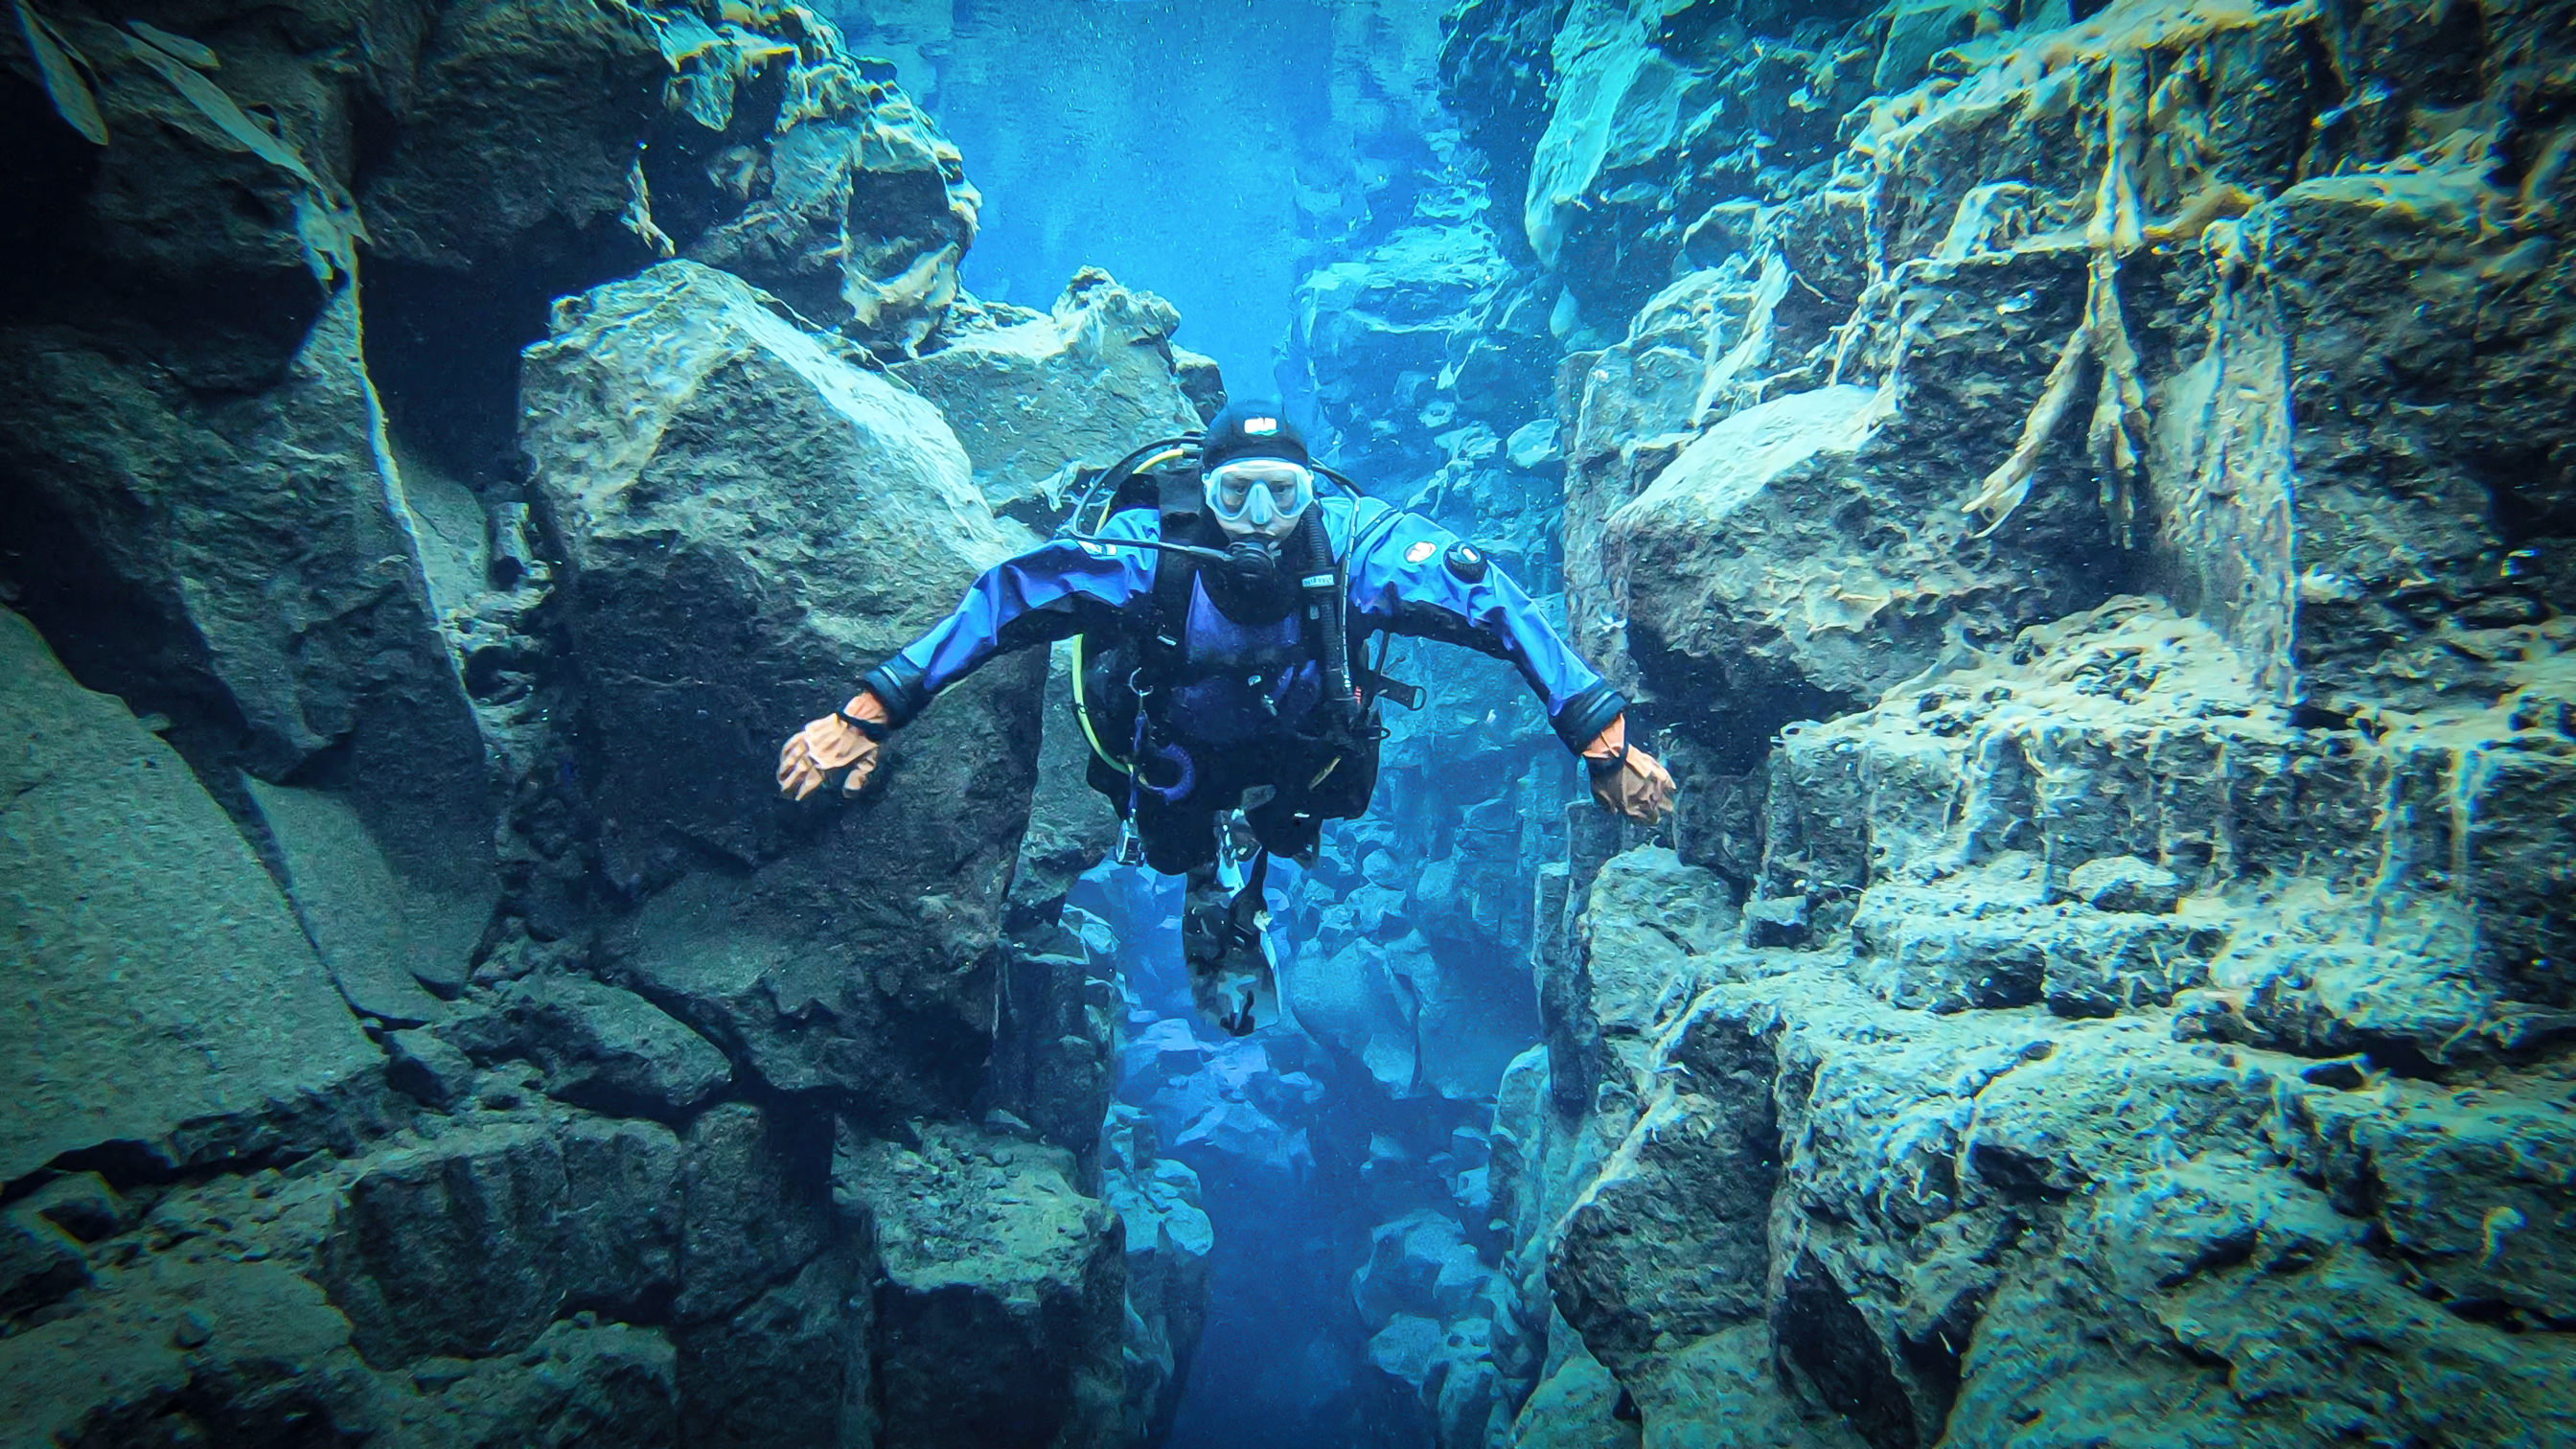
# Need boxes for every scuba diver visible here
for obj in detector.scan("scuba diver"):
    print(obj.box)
[777,400,1674,1035]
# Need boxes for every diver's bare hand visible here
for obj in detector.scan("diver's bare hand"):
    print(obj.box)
[777,691,891,799]
[1581,714,1676,824]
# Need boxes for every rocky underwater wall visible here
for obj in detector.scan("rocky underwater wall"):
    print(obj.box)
[1,0,2572,1446]
[1397,0,2575,1445]
[0,0,1217,1442]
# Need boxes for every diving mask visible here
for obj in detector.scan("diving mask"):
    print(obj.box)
[1204,457,1315,538]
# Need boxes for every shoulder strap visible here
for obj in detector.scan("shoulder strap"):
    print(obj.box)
[1133,472,1205,688]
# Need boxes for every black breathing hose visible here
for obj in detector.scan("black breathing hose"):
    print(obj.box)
[1297,508,1354,707]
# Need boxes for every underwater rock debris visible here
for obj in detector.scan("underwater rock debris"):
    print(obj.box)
[1,0,2570,1444]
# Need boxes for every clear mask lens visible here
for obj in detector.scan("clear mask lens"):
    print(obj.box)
[1205,458,1314,533]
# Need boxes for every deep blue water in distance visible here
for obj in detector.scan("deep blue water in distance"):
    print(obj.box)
[839,0,1435,404]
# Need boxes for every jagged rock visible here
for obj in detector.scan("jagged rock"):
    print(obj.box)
[1852,863,2222,1019]
[1508,1345,1641,1449]
[676,1104,832,1325]
[1520,0,1709,293]
[0,1254,395,1446]
[19,1173,131,1244]
[1368,1313,1447,1389]
[383,1028,479,1112]
[1290,222,1513,476]
[1172,1098,1312,1183]
[356,0,665,271]
[427,1318,680,1448]
[836,1120,1123,1449]
[1506,417,1563,471]
[522,257,1008,875]
[1548,999,1775,1380]
[1624,1323,1864,1449]
[1538,845,1737,1113]
[0,285,498,919]
[439,973,732,1119]
[2061,854,2183,915]
[988,655,1120,1157]
[1741,892,1810,949]
[893,270,1204,530]
[243,776,486,1024]
[355,1,978,479]
[1293,920,1539,1101]
[1353,1209,1504,1333]
[1597,283,2123,731]
[2243,132,2576,712]
[1102,1106,1213,1445]
[2285,1076,2576,1329]
[1513,0,1881,319]
[0,609,383,1187]
[321,1117,685,1365]
[1941,1144,2576,1446]
[0,3,370,396]
[1003,643,1124,932]
[1437,0,1573,242]
[675,1248,864,1449]
[1755,599,2572,1034]
[1365,1310,1510,1448]
[1293,933,1436,1093]
[678,51,980,356]
[523,260,1046,1115]
[1519,841,2576,1446]
[989,948,1117,1161]
[0,1208,91,1321]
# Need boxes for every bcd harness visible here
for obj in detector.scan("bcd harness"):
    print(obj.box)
[1059,435,1420,824]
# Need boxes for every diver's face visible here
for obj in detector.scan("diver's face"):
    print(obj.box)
[1205,457,1314,540]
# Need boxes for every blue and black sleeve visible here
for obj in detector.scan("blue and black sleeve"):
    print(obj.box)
[861,511,1160,727]
[1341,501,1627,751]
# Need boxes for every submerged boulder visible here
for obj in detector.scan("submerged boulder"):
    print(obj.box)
[521,259,1045,1116]
[434,972,732,1119]
[1594,246,2127,732]
[0,285,499,941]
[523,257,1015,880]
[836,1120,1123,1449]
[893,269,1204,531]
[320,1117,685,1367]
[0,610,382,1187]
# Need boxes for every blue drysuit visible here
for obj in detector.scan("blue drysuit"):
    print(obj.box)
[858,494,1625,759]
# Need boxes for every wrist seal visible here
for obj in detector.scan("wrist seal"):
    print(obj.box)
[1551,683,1629,753]
[859,657,932,728]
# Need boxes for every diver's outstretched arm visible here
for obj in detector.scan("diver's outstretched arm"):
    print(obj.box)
[778,512,1158,798]
[1344,502,1674,823]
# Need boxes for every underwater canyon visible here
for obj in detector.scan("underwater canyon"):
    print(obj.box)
[0,0,2571,1445]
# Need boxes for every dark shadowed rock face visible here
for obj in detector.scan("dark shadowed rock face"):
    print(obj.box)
[357,0,668,272]
[838,1120,1126,1449]
[321,1117,687,1366]
[434,972,732,1119]
[0,610,386,1187]
[0,2,1145,1439]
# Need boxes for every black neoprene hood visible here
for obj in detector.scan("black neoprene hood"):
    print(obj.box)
[1197,400,1309,472]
